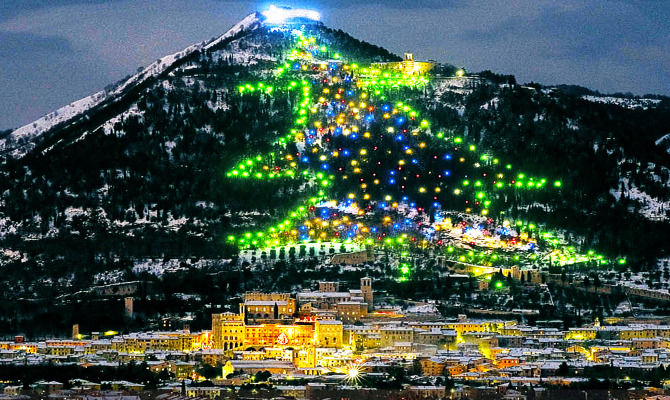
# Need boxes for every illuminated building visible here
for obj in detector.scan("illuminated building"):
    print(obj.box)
[360,277,373,311]
[371,53,436,76]
[336,301,368,323]
[315,320,344,347]
[380,327,414,347]
[418,357,447,376]
[297,278,373,313]
[241,292,296,321]
[244,323,314,347]
[564,328,598,341]
[211,312,343,351]
[114,332,194,353]
[212,313,245,351]
[318,281,339,292]
[330,249,373,265]
[223,360,295,376]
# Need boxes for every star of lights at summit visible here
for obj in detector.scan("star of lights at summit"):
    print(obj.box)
[222,11,627,273]
[261,5,321,25]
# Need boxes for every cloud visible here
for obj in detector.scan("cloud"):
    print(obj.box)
[0,31,74,57]
[213,0,464,10]
[457,1,670,93]
[0,0,121,22]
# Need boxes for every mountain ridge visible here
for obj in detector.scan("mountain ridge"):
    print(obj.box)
[0,12,264,158]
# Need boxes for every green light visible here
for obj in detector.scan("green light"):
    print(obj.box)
[495,282,503,289]
[554,180,562,187]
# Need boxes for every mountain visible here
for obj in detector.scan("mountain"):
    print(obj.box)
[1,8,670,335]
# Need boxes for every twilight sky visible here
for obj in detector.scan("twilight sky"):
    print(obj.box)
[1,0,669,130]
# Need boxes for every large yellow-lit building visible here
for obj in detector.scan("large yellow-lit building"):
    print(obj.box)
[211,312,343,352]
[212,313,245,351]
[371,53,435,76]
[241,292,297,321]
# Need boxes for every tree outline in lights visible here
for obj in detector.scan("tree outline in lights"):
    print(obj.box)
[276,332,289,345]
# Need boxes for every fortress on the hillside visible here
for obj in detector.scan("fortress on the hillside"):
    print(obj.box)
[372,53,436,75]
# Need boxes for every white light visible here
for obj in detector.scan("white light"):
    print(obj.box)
[262,5,321,24]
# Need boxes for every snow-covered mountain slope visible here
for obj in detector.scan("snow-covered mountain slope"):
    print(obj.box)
[581,95,661,110]
[0,12,263,158]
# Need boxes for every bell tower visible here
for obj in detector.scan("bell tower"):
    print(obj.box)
[402,53,415,75]
[360,277,373,311]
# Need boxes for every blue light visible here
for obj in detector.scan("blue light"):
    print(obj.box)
[395,134,404,141]
[350,133,358,139]
[393,223,400,229]
[433,202,440,208]
[389,178,396,184]
[402,196,409,201]
[382,105,390,111]
[343,150,350,156]
[409,202,416,207]
[371,227,378,233]
[444,154,452,160]
[321,163,329,170]
[379,202,387,208]
[411,159,418,164]
[443,170,450,176]
[396,117,405,125]
[301,156,309,162]
[389,170,396,176]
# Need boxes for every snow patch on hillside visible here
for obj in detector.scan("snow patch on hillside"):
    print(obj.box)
[581,95,660,110]
[610,178,670,221]
[132,258,229,276]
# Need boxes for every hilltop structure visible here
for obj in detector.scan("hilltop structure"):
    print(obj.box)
[372,53,436,75]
